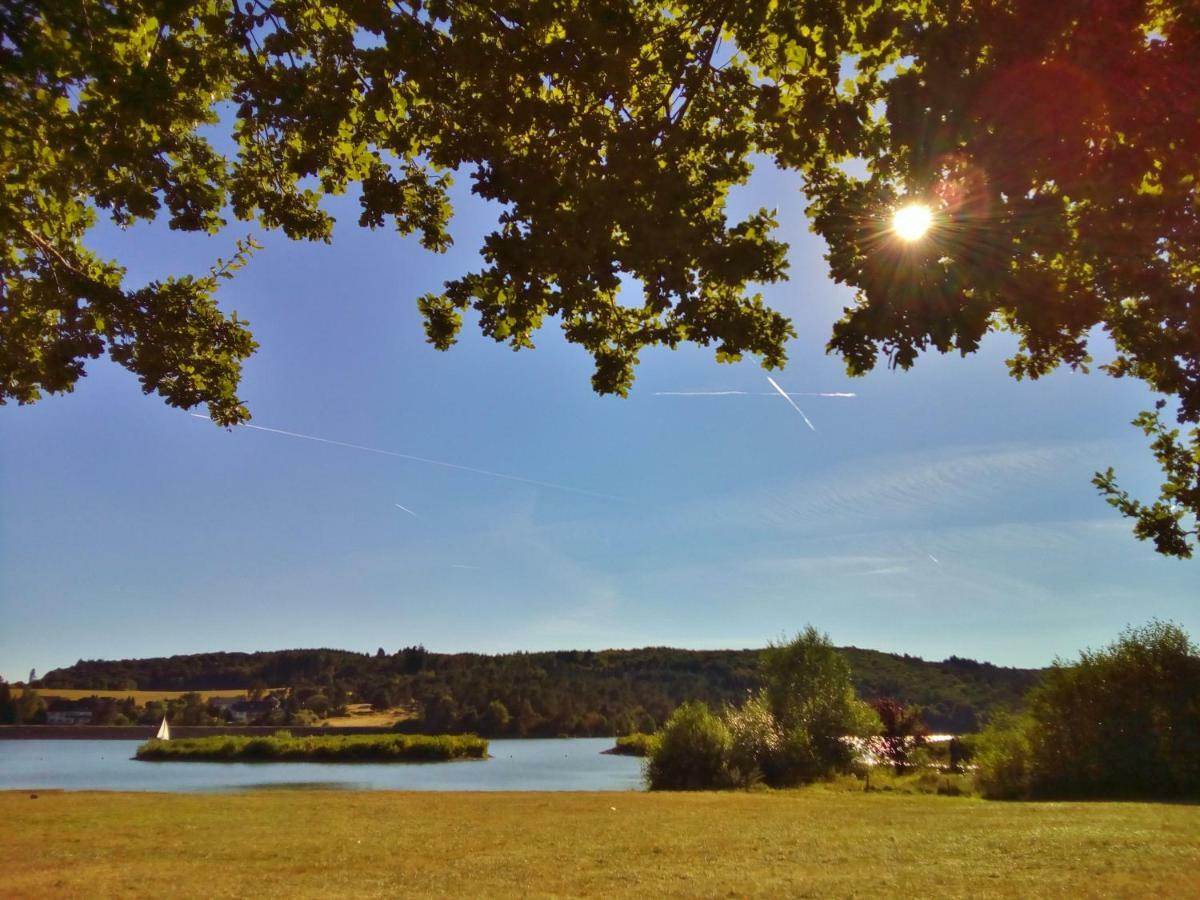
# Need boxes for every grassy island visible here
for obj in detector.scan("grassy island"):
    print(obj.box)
[135,732,487,763]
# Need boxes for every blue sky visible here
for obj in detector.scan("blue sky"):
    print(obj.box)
[2,162,1195,682]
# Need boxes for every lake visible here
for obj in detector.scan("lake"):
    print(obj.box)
[0,738,644,792]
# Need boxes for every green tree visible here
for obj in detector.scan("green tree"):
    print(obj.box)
[645,701,736,790]
[14,688,46,725]
[647,629,877,789]
[304,693,331,717]
[4,1,1196,552]
[868,698,928,772]
[481,699,511,734]
[422,692,458,733]
[754,628,878,785]
[976,622,1200,799]
[0,681,16,725]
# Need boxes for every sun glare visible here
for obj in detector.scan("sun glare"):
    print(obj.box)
[892,203,933,241]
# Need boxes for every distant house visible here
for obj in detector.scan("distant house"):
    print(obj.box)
[46,699,94,725]
[207,696,244,714]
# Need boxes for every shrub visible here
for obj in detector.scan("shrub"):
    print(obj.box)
[1028,621,1200,798]
[976,621,1200,799]
[646,629,879,790]
[974,713,1035,799]
[723,691,780,781]
[610,733,657,757]
[645,702,737,790]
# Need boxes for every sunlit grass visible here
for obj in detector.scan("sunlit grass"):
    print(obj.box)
[4,789,1198,897]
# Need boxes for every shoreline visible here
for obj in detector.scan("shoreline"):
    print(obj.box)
[0,725,399,741]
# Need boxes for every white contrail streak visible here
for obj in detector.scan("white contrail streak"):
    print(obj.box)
[189,414,621,500]
[656,390,750,396]
[394,503,418,517]
[655,390,856,398]
[927,553,942,566]
[765,377,817,431]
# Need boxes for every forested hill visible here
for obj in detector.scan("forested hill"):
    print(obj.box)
[38,645,1040,734]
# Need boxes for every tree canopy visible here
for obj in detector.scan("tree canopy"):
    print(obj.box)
[2,0,1197,553]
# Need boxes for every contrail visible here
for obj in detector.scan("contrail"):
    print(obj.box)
[927,553,941,566]
[765,377,817,431]
[189,414,622,500]
[655,390,856,398]
[394,503,418,517]
[450,564,481,571]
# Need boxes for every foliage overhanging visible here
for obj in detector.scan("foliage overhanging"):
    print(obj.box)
[2,0,1197,551]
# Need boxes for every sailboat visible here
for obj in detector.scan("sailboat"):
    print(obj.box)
[155,715,171,741]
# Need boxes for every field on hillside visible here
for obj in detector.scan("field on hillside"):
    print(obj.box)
[318,702,415,728]
[4,789,1197,898]
[28,688,276,703]
[22,690,415,728]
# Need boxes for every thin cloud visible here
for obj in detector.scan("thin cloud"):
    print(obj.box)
[394,503,418,517]
[188,414,622,501]
[765,376,817,431]
[450,564,481,570]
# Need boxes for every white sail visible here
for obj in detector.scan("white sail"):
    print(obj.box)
[156,715,170,741]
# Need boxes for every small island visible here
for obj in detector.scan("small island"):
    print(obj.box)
[135,732,487,763]
[604,733,656,757]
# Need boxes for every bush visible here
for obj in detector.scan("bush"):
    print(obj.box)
[723,691,780,781]
[973,713,1034,799]
[976,622,1200,799]
[646,629,879,790]
[609,733,657,757]
[1029,621,1200,798]
[645,702,737,790]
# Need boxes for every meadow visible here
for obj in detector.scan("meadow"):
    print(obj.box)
[3,788,1197,898]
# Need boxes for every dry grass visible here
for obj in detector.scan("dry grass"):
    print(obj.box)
[3,789,1198,898]
[319,703,416,728]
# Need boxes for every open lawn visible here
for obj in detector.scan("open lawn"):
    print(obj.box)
[3,789,1197,898]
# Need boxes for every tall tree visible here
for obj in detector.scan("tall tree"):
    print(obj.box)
[2,1,1196,553]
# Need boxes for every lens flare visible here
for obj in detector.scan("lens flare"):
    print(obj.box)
[892,204,933,241]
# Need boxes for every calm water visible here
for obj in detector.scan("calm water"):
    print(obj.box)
[0,739,643,792]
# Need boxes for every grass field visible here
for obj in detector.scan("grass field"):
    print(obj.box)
[317,702,416,728]
[3,789,1197,898]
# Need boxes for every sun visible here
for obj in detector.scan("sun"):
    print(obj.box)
[892,203,933,241]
